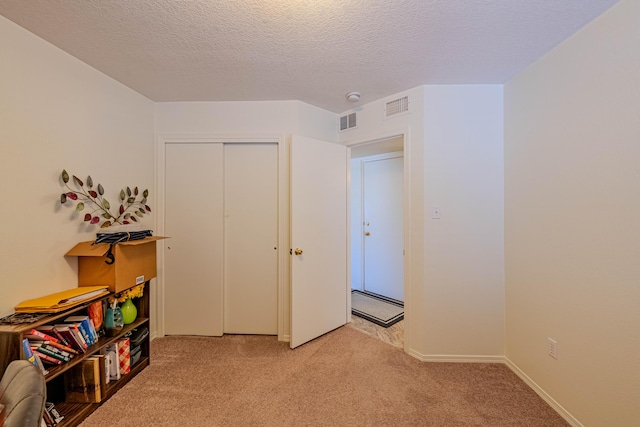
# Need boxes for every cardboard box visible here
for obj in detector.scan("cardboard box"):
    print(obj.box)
[66,236,166,293]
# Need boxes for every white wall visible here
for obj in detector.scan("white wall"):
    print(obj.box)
[0,16,155,318]
[504,0,640,425]
[421,85,504,359]
[350,157,363,290]
[155,100,336,142]
[340,85,504,360]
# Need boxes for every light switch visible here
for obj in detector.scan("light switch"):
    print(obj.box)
[431,206,441,219]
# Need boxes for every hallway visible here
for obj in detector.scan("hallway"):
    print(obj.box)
[348,314,404,349]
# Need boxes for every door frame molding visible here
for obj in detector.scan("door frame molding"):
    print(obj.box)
[341,128,412,354]
[155,133,288,341]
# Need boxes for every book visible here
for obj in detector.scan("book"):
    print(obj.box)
[64,357,102,403]
[42,407,56,427]
[22,337,34,360]
[34,345,71,362]
[39,343,74,360]
[53,325,86,353]
[94,354,108,396]
[64,318,93,346]
[27,328,59,343]
[65,315,97,345]
[105,344,120,381]
[40,339,79,355]
[64,323,88,349]
[32,353,49,375]
[102,353,110,384]
[33,350,63,365]
[45,402,64,424]
[36,325,70,347]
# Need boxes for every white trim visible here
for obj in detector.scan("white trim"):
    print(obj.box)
[504,358,584,427]
[345,146,352,323]
[407,350,505,363]
[341,127,412,356]
[277,133,289,342]
[156,133,286,341]
[359,151,403,162]
[155,135,166,337]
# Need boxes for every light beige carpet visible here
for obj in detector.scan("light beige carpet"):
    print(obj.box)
[80,326,568,426]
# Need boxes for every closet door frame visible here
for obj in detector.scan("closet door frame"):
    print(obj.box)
[156,134,289,341]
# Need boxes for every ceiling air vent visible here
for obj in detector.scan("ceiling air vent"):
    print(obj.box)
[385,96,410,118]
[339,112,357,132]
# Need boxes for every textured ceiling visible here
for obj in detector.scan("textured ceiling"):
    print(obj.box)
[0,0,620,113]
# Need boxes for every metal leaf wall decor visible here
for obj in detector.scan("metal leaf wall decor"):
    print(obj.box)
[59,169,151,228]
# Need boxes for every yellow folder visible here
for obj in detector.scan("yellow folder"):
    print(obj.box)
[14,286,109,313]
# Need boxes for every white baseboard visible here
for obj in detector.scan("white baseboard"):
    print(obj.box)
[504,358,583,427]
[407,348,504,363]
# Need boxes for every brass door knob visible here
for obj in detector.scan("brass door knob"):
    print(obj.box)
[294,248,304,255]
[364,232,371,236]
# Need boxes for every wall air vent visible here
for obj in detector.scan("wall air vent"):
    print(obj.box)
[339,112,357,132]
[385,96,410,118]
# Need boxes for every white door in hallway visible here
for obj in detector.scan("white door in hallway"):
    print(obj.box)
[290,135,349,348]
[363,155,404,301]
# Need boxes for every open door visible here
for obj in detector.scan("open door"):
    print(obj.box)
[290,135,348,348]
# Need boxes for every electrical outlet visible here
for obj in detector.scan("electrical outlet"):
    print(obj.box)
[431,206,441,219]
[548,338,558,359]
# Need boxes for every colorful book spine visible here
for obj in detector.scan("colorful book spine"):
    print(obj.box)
[45,402,64,424]
[28,328,59,343]
[22,338,34,360]
[36,325,70,347]
[68,322,91,346]
[39,343,74,360]
[65,316,97,345]
[43,339,79,355]
[35,345,71,362]
[33,350,63,365]
[66,324,88,349]
[32,353,49,376]
[53,325,86,353]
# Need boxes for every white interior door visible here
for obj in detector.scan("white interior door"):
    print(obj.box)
[223,143,278,334]
[290,135,348,348]
[363,155,404,301]
[164,143,224,336]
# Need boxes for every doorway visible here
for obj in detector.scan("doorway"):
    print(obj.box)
[349,136,405,348]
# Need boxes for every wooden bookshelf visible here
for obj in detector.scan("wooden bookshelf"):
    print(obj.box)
[0,285,151,427]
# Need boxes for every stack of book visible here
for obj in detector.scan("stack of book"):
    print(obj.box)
[22,315,99,369]
[42,402,64,427]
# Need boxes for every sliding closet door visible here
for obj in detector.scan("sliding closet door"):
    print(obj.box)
[164,143,224,336]
[223,143,278,334]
